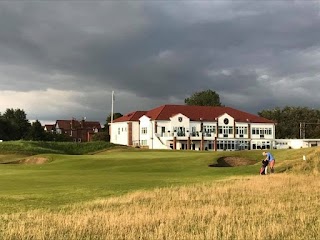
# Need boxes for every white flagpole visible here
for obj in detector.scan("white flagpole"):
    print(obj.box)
[111,91,114,123]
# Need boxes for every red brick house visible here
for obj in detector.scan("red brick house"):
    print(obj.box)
[53,119,101,142]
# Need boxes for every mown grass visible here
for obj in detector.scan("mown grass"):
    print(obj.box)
[0,142,319,239]
[0,150,264,214]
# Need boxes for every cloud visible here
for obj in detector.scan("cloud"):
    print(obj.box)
[0,1,320,123]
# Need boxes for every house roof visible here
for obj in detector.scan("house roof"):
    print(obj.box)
[84,121,102,129]
[113,111,147,123]
[55,120,101,129]
[44,124,54,131]
[114,105,275,123]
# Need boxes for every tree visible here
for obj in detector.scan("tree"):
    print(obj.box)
[27,120,46,141]
[184,90,222,106]
[2,108,31,140]
[91,132,110,141]
[258,106,320,139]
[0,116,11,141]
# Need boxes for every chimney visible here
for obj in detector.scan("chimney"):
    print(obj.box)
[81,117,85,128]
[71,118,76,130]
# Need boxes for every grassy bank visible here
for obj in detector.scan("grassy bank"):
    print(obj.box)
[0,140,116,155]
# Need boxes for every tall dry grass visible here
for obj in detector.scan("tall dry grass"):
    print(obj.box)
[1,150,319,240]
[1,174,319,240]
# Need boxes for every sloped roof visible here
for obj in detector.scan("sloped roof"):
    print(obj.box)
[113,111,147,123]
[44,124,54,131]
[56,120,71,130]
[114,105,274,123]
[55,120,101,129]
[83,121,101,129]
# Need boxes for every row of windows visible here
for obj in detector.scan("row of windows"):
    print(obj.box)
[218,126,233,134]
[119,126,272,136]
[252,128,272,135]
[203,125,216,133]
[216,140,250,150]
[251,140,271,150]
[236,126,248,135]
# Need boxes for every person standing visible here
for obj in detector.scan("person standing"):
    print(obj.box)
[262,151,275,173]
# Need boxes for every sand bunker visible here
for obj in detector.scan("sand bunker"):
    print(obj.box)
[3,157,49,164]
[20,157,49,164]
[209,156,256,167]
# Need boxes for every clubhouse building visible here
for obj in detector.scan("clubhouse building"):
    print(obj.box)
[110,105,276,151]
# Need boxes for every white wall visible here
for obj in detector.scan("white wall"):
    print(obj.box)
[217,113,234,138]
[110,122,128,145]
[131,122,140,145]
[139,115,151,147]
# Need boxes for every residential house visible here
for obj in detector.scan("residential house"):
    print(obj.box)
[44,124,55,133]
[54,119,101,142]
[110,105,276,151]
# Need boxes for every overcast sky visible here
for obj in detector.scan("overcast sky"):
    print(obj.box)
[0,1,320,124]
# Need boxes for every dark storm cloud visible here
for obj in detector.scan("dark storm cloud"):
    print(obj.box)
[0,1,320,122]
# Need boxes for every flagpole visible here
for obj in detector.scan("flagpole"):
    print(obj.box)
[111,91,114,123]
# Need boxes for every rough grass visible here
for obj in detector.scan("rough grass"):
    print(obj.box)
[0,174,319,240]
[0,140,117,155]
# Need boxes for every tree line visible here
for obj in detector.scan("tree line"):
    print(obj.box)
[0,109,71,141]
[1,90,320,141]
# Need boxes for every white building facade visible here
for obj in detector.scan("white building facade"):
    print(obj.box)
[110,105,276,151]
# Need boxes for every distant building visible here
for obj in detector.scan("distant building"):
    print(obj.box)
[44,124,55,133]
[110,104,276,151]
[49,119,101,142]
[274,139,320,149]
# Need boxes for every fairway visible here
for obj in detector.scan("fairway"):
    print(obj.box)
[0,149,265,213]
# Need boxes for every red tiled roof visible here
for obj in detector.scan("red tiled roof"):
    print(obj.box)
[113,111,147,123]
[56,120,71,130]
[83,121,101,129]
[55,120,101,130]
[115,105,274,123]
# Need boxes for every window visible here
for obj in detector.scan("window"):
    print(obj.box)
[203,125,216,136]
[236,126,248,136]
[173,127,186,136]
[219,126,233,136]
[118,128,120,135]
[141,140,147,146]
[141,127,147,134]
